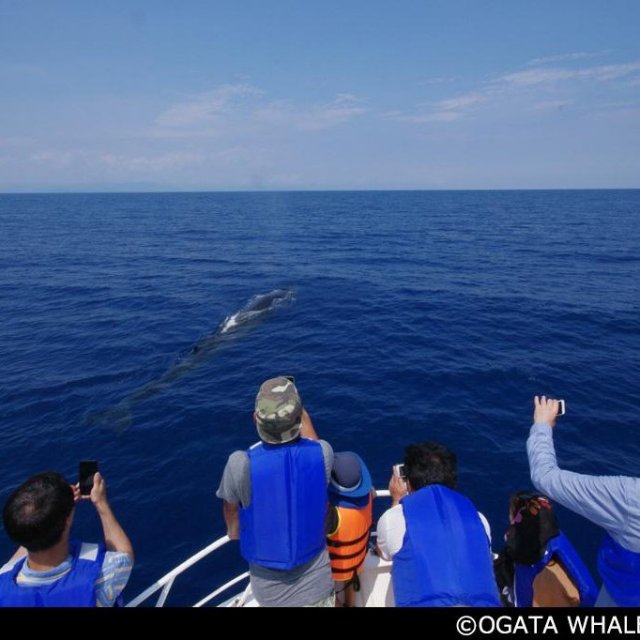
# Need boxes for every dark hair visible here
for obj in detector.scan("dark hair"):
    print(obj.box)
[3,472,74,552]
[404,441,457,490]
[505,491,559,565]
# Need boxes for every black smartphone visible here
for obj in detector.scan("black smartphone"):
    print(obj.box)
[79,460,98,495]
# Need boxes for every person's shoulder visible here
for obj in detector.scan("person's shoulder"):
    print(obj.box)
[223,450,250,479]
[223,450,250,472]
[0,557,20,576]
[378,503,404,526]
[317,439,333,453]
[103,550,134,571]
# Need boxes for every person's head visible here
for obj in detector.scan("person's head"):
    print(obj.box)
[254,376,303,444]
[2,472,75,552]
[403,441,457,491]
[505,491,559,565]
[329,452,372,499]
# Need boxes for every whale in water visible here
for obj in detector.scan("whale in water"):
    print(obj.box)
[86,289,295,431]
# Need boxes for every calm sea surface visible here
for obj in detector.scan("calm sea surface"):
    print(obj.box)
[0,190,638,605]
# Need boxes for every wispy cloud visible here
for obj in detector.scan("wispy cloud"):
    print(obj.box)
[497,62,640,86]
[255,94,366,131]
[497,67,578,86]
[526,51,610,67]
[155,84,262,127]
[436,93,484,111]
[387,92,482,124]
[393,57,640,126]
[154,87,366,135]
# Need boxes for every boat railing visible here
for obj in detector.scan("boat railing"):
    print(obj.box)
[127,489,391,607]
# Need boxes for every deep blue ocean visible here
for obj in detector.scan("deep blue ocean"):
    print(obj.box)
[0,190,638,606]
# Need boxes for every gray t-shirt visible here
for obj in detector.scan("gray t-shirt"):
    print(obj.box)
[216,438,334,607]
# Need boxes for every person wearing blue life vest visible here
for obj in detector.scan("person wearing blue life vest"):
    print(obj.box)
[528,395,640,607]
[376,441,501,607]
[494,491,597,607]
[216,376,334,607]
[0,471,134,607]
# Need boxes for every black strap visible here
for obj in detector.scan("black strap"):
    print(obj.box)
[329,543,368,562]
[327,529,370,548]
[331,551,368,574]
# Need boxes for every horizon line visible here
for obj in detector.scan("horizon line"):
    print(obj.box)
[1,186,639,196]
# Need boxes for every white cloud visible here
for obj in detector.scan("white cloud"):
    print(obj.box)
[497,62,640,87]
[155,84,262,127]
[155,87,366,135]
[586,62,640,81]
[250,95,366,131]
[527,51,609,67]
[388,92,481,124]
[436,93,484,111]
[388,58,640,127]
[255,103,359,130]
[498,67,577,86]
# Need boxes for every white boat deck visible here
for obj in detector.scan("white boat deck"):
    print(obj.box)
[127,490,394,608]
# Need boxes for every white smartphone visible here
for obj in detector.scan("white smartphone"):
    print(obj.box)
[393,463,406,479]
[557,399,566,417]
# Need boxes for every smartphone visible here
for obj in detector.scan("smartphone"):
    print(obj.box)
[393,463,406,479]
[557,399,566,417]
[79,460,98,496]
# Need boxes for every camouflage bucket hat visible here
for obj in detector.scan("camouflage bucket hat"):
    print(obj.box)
[254,377,303,444]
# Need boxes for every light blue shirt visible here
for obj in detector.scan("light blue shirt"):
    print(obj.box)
[2,547,133,607]
[527,423,640,553]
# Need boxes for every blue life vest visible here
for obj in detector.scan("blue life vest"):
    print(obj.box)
[239,438,327,570]
[598,533,640,606]
[0,541,105,607]
[513,531,597,607]
[392,485,501,607]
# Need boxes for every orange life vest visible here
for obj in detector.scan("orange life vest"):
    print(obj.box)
[326,495,373,581]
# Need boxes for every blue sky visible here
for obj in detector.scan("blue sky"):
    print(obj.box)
[1,1,639,191]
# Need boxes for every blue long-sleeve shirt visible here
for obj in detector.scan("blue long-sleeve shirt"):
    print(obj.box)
[527,423,640,553]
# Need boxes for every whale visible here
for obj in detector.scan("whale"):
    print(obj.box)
[86,289,294,431]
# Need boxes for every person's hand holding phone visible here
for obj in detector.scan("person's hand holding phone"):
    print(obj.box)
[79,460,98,495]
[389,466,408,506]
[533,395,563,428]
[77,461,109,507]
[87,472,108,507]
[75,461,134,561]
